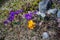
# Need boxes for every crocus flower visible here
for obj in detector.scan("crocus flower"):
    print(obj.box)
[25,13,32,20]
[4,20,8,24]
[15,10,20,15]
[15,9,23,15]
[9,11,15,16]
[28,20,36,29]
[8,9,23,21]
[19,9,24,13]
[36,11,46,17]
[4,11,15,22]
[7,16,14,21]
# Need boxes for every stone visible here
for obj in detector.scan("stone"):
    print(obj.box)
[47,8,58,14]
[42,32,49,39]
[57,10,60,18]
[39,0,53,13]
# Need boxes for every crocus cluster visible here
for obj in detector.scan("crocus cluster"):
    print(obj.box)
[4,9,38,24]
[4,9,23,24]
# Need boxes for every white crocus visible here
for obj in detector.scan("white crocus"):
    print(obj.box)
[36,11,46,17]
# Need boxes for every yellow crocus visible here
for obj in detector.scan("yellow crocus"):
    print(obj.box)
[28,20,36,29]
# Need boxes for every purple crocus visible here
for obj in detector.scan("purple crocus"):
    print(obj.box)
[4,9,24,25]
[7,16,14,21]
[9,11,15,16]
[15,10,20,15]
[7,11,15,21]
[19,9,24,13]
[15,9,23,15]
[4,20,8,24]
[25,13,32,20]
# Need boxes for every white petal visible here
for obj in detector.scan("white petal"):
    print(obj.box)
[36,11,46,17]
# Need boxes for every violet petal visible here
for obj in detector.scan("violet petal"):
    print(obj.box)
[8,16,14,21]
[10,11,15,15]
[4,20,8,24]
[15,9,23,15]
[25,13,32,20]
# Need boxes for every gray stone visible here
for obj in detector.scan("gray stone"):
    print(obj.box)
[47,8,58,14]
[57,10,60,18]
[42,32,49,39]
[39,0,53,13]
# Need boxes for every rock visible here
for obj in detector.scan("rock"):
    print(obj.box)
[57,10,60,18]
[47,8,58,14]
[39,0,53,13]
[42,32,49,39]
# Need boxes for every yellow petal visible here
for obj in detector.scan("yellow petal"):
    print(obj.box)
[28,20,36,29]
